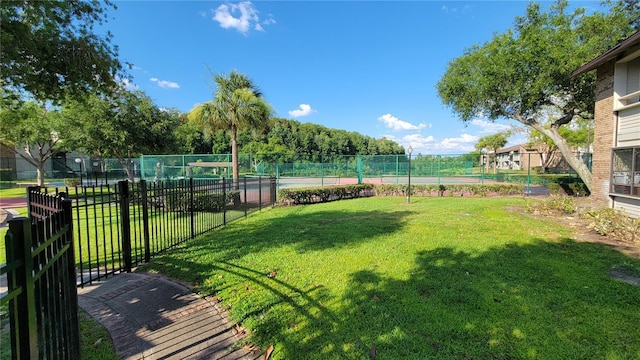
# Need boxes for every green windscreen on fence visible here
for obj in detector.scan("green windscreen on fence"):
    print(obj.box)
[140,153,478,184]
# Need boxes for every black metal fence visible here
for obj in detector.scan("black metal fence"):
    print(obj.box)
[0,191,80,359]
[39,176,276,286]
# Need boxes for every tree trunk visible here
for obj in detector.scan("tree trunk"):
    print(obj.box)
[537,153,547,174]
[231,124,239,190]
[534,124,592,192]
[37,162,46,186]
[117,156,134,182]
[492,151,497,174]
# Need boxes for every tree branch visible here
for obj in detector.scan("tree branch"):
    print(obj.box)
[551,110,575,128]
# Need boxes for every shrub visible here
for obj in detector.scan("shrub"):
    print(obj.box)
[584,207,640,243]
[373,184,523,197]
[278,184,375,205]
[164,190,241,212]
[526,194,577,216]
[64,178,82,187]
[545,177,589,197]
[0,168,15,181]
[546,182,562,195]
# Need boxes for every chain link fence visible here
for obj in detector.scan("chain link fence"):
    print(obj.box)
[3,152,592,190]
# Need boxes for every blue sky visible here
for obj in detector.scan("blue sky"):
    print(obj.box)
[105,1,598,155]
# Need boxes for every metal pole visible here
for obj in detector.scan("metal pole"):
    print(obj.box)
[527,153,531,195]
[437,155,441,185]
[407,155,411,203]
[407,146,413,204]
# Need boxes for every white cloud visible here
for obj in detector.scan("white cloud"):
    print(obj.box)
[470,119,510,134]
[432,133,479,153]
[441,4,473,14]
[383,133,434,154]
[117,76,138,91]
[263,15,276,25]
[378,113,427,131]
[384,132,482,154]
[213,1,273,34]
[150,77,180,89]
[288,104,315,117]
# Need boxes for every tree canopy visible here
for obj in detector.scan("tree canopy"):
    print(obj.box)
[62,89,181,181]
[0,101,67,185]
[436,0,639,192]
[189,71,273,188]
[1,0,123,102]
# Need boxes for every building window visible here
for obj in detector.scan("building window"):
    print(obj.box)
[615,54,640,110]
[611,147,640,196]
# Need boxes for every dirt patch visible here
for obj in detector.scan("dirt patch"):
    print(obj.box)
[511,197,640,259]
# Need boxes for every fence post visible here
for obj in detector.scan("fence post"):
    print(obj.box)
[26,186,41,217]
[258,176,262,211]
[526,153,531,196]
[437,155,441,185]
[270,177,277,205]
[275,154,280,191]
[140,180,151,263]
[357,155,363,184]
[244,176,248,217]
[61,196,81,357]
[118,181,132,272]
[6,217,38,358]
[222,177,227,226]
[189,178,195,240]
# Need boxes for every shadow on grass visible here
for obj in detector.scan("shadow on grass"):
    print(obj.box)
[141,208,640,359]
[255,239,639,359]
[157,208,414,268]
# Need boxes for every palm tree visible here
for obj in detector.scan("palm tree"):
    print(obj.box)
[188,71,272,189]
[475,132,509,174]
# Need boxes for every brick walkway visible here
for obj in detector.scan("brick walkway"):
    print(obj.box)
[78,273,262,360]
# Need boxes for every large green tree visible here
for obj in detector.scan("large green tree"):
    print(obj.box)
[188,71,272,189]
[62,89,181,181]
[437,0,638,192]
[0,101,67,185]
[1,0,123,102]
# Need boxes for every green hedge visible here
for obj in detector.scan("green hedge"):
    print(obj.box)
[278,184,375,205]
[277,183,524,206]
[0,168,15,181]
[374,183,524,197]
[164,190,241,212]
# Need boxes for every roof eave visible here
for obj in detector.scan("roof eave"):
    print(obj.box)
[572,31,640,77]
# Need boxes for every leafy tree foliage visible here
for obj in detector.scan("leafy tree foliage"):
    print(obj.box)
[62,89,181,181]
[437,0,639,192]
[1,1,123,102]
[189,71,272,188]
[174,113,213,154]
[238,118,405,162]
[0,101,66,185]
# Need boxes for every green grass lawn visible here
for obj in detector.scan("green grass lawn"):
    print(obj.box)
[138,196,640,360]
[0,188,28,198]
[0,307,118,360]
